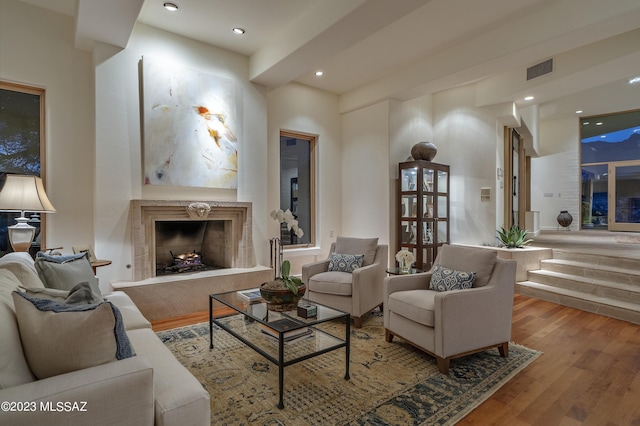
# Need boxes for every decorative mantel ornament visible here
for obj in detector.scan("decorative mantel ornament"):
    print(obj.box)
[411,141,438,161]
[186,202,211,218]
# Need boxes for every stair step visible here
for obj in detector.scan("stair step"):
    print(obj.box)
[538,259,640,287]
[551,249,640,270]
[527,270,640,304]
[517,281,640,325]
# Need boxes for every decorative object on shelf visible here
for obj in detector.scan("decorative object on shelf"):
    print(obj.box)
[260,260,306,311]
[395,249,414,274]
[496,224,532,248]
[557,210,573,229]
[410,141,438,161]
[0,175,56,252]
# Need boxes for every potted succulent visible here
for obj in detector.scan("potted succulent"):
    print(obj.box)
[496,224,532,248]
[260,259,306,311]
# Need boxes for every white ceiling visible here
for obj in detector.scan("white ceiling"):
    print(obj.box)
[20,0,640,121]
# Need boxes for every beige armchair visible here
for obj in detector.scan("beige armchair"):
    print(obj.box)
[384,244,516,373]
[302,237,388,327]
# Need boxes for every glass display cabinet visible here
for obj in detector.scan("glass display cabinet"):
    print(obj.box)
[397,160,450,269]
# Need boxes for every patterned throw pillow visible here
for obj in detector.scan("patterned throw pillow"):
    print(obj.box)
[328,253,364,273]
[429,264,476,292]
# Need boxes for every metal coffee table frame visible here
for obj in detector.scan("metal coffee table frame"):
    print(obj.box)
[209,290,350,409]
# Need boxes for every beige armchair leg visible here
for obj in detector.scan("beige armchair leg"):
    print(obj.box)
[353,316,362,328]
[436,357,451,374]
[498,342,509,357]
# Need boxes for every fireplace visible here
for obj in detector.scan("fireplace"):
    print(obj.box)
[130,200,255,281]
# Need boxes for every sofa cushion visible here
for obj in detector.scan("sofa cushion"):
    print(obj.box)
[429,265,476,292]
[435,244,497,287]
[20,282,104,305]
[328,252,364,273]
[308,271,353,296]
[0,270,35,388]
[34,251,101,295]
[12,291,135,380]
[388,289,436,327]
[127,328,211,426]
[0,252,44,289]
[334,236,378,266]
[105,291,152,330]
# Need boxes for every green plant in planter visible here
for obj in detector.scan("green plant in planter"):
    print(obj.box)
[279,260,303,294]
[496,224,532,248]
[264,260,304,295]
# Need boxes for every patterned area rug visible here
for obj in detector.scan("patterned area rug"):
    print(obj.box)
[157,311,541,425]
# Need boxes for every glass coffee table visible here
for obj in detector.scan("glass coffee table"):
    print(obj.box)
[209,289,351,409]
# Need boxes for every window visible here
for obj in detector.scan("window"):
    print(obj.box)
[279,131,315,246]
[0,82,46,255]
[580,110,640,231]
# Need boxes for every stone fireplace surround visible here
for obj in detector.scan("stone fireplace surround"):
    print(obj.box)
[130,199,255,281]
[112,200,272,321]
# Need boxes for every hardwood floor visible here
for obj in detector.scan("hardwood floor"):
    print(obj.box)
[151,294,640,425]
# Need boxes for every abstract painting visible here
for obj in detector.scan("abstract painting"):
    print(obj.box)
[142,57,239,188]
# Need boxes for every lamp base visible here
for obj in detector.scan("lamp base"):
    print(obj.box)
[8,216,36,252]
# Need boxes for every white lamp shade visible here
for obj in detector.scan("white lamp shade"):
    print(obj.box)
[0,175,56,252]
[0,175,56,213]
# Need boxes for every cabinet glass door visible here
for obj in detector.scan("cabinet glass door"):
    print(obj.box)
[437,170,448,192]
[401,168,418,191]
[423,169,434,193]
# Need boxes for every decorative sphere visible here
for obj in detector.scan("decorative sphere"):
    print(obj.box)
[411,141,438,161]
[557,210,573,228]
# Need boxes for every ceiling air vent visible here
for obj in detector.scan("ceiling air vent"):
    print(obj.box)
[526,58,553,80]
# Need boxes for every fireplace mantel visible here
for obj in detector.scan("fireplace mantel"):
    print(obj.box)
[130,200,255,281]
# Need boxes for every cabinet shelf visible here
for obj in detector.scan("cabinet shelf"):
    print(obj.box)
[397,160,450,269]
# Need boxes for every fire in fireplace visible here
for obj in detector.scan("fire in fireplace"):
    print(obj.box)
[162,251,205,274]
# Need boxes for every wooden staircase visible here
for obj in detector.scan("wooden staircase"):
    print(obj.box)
[516,250,640,325]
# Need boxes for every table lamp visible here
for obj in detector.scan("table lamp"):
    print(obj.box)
[0,174,56,252]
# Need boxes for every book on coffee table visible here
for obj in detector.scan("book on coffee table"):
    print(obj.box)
[260,318,311,341]
[237,288,263,303]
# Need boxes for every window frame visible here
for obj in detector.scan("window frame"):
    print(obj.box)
[279,130,316,248]
[0,81,48,254]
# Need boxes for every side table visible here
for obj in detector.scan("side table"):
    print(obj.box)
[386,267,423,275]
[91,260,112,274]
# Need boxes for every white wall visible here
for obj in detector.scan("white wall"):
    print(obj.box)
[93,23,268,288]
[342,101,391,249]
[0,0,94,252]
[388,96,434,256]
[433,85,500,246]
[267,83,342,271]
[531,117,580,230]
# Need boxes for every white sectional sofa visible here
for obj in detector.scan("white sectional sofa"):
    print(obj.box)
[0,252,210,426]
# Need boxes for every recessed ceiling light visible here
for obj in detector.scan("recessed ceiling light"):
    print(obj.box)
[596,122,603,126]
[575,110,583,114]
[314,71,324,77]
[232,27,246,35]
[163,2,179,11]
[583,121,590,125]
[524,96,534,101]
[629,76,640,84]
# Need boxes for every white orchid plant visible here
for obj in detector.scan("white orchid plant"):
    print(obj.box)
[270,208,304,239]
[395,249,414,266]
